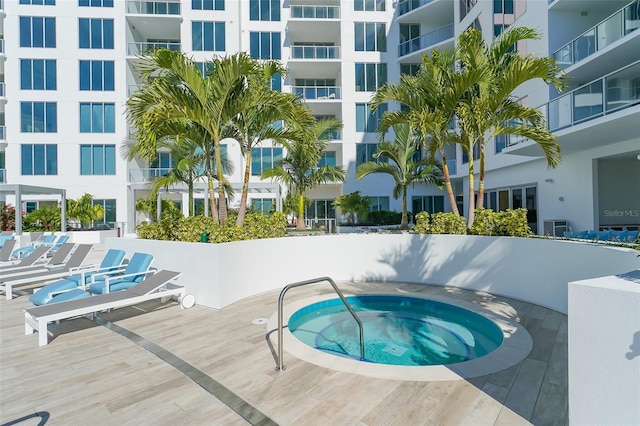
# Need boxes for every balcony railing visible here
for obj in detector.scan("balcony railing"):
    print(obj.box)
[0,125,4,140]
[398,24,454,57]
[398,0,435,16]
[0,39,4,54]
[504,62,640,148]
[0,83,4,97]
[0,169,5,183]
[290,45,340,60]
[553,1,640,68]
[129,168,172,182]
[293,86,341,100]
[128,42,181,56]
[126,1,180,15]
[290,5,339,19]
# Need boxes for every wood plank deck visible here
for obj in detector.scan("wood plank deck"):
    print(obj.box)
[1,280,568,425]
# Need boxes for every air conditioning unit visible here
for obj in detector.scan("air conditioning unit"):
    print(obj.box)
[544,220,568,237]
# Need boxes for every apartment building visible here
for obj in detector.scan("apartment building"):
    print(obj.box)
[1,0,638,234]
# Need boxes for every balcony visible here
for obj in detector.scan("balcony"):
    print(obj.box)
[398,24,454,58]
[0,39,4,55]
[0,83,4,97]
[0,169,4,183]
[126,1,180,15]
[128,168,172,183]
[553,1,640,69]
[398,0,435,16]
[292,86,341,100]
[0,125,4,140]
[504,61,640,156]
[290,45,340,60]
[128,42,181,56]
[290,5,339,19]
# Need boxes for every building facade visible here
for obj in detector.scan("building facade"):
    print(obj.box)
[1,0,639,234]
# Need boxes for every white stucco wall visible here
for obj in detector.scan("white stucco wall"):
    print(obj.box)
[568,272,640,426]
[105,234,639,312]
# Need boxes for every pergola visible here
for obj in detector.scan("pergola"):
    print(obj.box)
[0,184,67,234]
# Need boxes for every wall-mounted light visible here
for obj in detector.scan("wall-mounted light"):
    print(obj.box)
[559,196,564,201]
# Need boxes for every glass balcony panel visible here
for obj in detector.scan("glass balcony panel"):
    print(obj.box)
[624,2,640,35]
[553,44,573,69]
[573,81,604,123]
[0,169,4,183]
[398,24,453,57]
[0,125,5,140]
[548,94,572,131]
[0,83,4,97]
[0,39,4,54]
[597,11,623,50]
[127,1,180,15]
[605,61,640,112]
[398,0,434,16]
[572,28,596,63]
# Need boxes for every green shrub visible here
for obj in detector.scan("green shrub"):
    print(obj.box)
[412,212,431,234]
[470,208,497,236]
[175,216,220,242]
[136,216,179,241]
[430,212,467,234]
[367,210,402,226]
[495,208,532,237]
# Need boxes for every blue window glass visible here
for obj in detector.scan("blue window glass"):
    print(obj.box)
[80,144,116,175]
[192,0,224,10]
[21,0,56,4]
[79,60,115,91]
[21,144,57,175]
[250,0,279,21]
[19,17,56,48]
[249,32,281,59]
[20,102,57,133]
[20,59,57,90]
[355,103,387,132]
[79,0,113,6]
[251,147,282,175]
[79,18,114,49]
[271,74,282,92]
[192,22,225,51]
[80,103,115,133]
[355,22,385,52]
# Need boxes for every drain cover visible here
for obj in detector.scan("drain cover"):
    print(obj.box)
[252,318,269,325]
[383,343,408,357]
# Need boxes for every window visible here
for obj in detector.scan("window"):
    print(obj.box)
[21,102,57,132]
[79,0,113,6]
[0,152,5,183]
[400,24,420,44]
[192,21,225,51]
[192,0,224,10]
[460,0,478,20]
[21,144,57,175]
[493,0,514,14]
[25,201,39,213]
[79,103,115,133]
[412,196,445,215]
[78,18,114,49]
[461,143,480,163]
[20,59,57,90]
[318,151,336,168]
[354,0,385,11]
[305,200,335,220]
[251,147,282,176]
[150,152,176,177]
[20,0,55,4]
[250,0,280,21]
[195,62,213,76]
[400,64,420,76]
[355,103,387,133]
[79,60,114,91]
[249,32,281,59]
[19,17,56,48]
[368,196,389,211]
[355,22,386,52]
[483,185,537,233]
[93,199,116,227]
[271,74,282,92]
[252,198,274,215]
[355,63,387,91]
[80,144,116,175]
[356,143,384,165]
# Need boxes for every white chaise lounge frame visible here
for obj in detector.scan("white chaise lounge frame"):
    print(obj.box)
[24,270,187,347]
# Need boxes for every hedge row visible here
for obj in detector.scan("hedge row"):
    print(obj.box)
[413,208,532,237]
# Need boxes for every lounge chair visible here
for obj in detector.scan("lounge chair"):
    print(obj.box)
[0,244,93,300]
[0,246,52,270]
[1,243,75,277]
[30,249,126,306]
[24,270,188,346]
[87,252,154,294]
[14,235,69,259]
[0,235,14,248]
[0,239,17,262]
[12,234,57,259]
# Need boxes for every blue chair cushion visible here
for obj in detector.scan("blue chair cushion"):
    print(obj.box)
[47,289,92,304]
[595,231,610,241]
[29,279,79,305]
[586,230,598,239]
[624,230,639,243]
[89,279,138,294]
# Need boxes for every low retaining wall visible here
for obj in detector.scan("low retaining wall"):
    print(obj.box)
[105,234,639,312]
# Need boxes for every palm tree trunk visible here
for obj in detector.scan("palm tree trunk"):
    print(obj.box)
[213,141,227,225]
[207,176,219,222]
[467,143,476,230]
[188,181,194,216]
[401,187,408,230]
[441,152,460,216]
[236,149,252,226]
[476,140,486,210]
[297,191,306,231]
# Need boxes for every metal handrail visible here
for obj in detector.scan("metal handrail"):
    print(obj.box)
[277,276,364,370]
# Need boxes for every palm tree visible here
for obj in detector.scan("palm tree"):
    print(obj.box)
[263,117,345,231]
[356,123,444,230]
[456,27,567,226]
[371,49,483,218]
[333,191,370,225]
[226,60,314,226]
[127,50,265,225]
